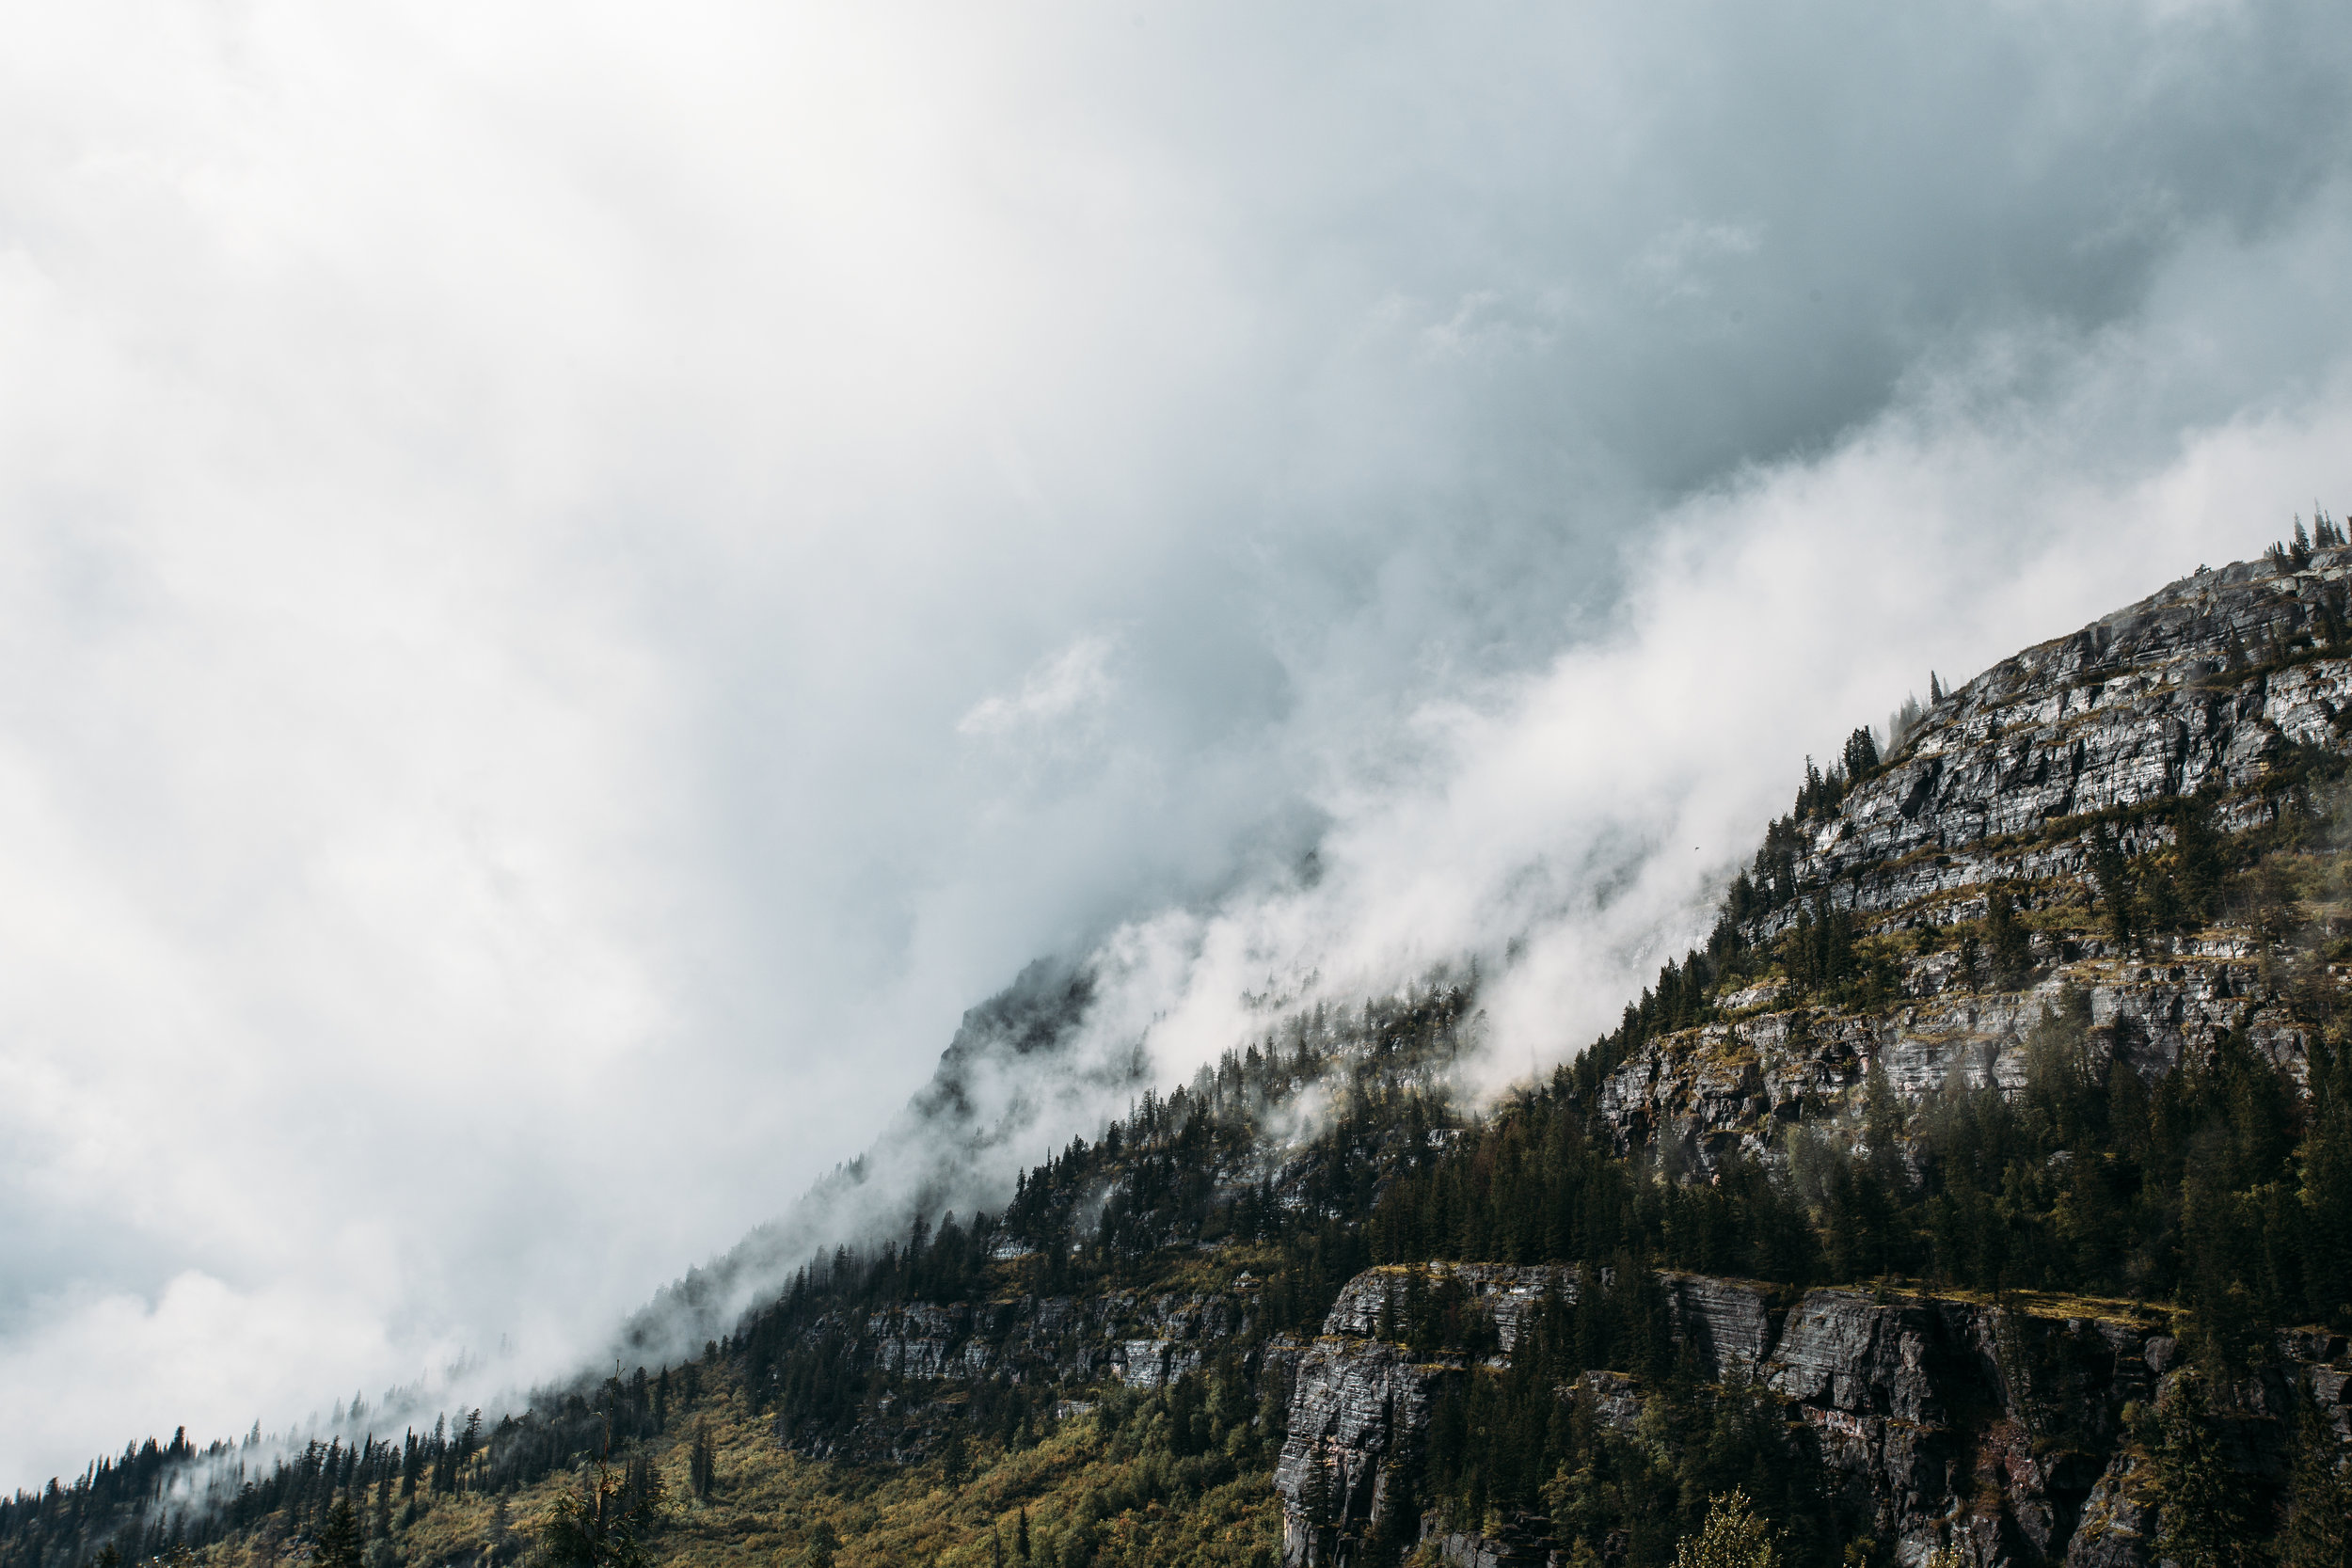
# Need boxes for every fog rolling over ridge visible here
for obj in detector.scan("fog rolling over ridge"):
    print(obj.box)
[3,0,2352,1487]
[621,959,1120,1364]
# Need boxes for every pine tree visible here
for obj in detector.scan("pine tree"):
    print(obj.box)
[1986,888,2031,990]
[937,1422,969,1487]
[2280,1389,2352,1568]
[2301,1041,2352,1325]
[2090,829,2135,952]
[528,1464,654,1568]
[1841,725,1880,781]
[316,1498,363,1568]
[2153,1376,2261,1568]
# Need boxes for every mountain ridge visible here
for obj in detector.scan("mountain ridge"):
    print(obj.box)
[9,534,2352,1568]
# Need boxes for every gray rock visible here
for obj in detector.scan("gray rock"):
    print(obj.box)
[1660,1271,1777,1381]
[1280,1263,2310,1568]
[1762,551,2352,912]
[1273,1338,1457,1567]
[2061,1450,2155,1568]
[1769,1291,1943,1421]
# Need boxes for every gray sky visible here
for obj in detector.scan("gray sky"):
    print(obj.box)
[4,0,2351,1485]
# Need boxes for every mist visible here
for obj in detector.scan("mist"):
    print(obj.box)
[2,0,2350,1488]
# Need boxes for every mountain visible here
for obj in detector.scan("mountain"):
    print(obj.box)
[8,534,2352,1568]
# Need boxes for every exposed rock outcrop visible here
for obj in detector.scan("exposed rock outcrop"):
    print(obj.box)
[1275,1265,2348,1568]
[857,1286,1248,1388]
[780,1284,1262,1457]
[1274,1337,1457,1567]
[1587,552,2352,1170]
[1767,549,2352,921]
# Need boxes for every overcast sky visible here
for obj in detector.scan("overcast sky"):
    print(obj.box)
[4,0,2351,1486]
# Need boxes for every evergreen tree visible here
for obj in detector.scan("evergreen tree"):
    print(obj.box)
[2281,1390,2352,1568]
[1841,726,1880,782]
[316,1499,362,1568]
[2153,1376,2261,1568]
[2090,829,2135,951]
[1673,1489,1778,1568]
[528,1465,654,1568]
[2301,1041,2352,1327]
[688,1424,717,1501]
[2172,797,2225,922]
[1985,888,2031,990]
[938,1422,969,1487]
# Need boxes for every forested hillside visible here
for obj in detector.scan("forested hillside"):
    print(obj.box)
[8,536,2352,1568]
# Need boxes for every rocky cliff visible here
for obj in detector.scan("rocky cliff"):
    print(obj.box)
[1593,547,2352,1172]
[1778,547,2352,913]
[1276,1264,2351,1568]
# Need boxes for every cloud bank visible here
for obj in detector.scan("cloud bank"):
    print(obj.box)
[1,0,2348,1486]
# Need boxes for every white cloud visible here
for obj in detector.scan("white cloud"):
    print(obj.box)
[957,633,1120,740]
[0,1274,418,1483]
[1082,186,2352,1117]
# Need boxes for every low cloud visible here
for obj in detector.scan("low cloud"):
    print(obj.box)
[957,633,1120,742]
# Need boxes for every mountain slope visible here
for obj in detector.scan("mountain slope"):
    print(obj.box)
[8,537,2352,1568]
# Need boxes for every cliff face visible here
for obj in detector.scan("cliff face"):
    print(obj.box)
[1589,955,2322,1172]
[1589,550,2352,1174]
[779,1284,1257,1458]
[1783,548,2352,914]
[1275,1265,2352,1568]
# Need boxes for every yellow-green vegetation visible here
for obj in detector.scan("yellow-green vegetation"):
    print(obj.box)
[634,1376,1278,1568]
[191,1362,1280,1568]
[1668,1490,1777,1568]
[1846,1284,2181,1331]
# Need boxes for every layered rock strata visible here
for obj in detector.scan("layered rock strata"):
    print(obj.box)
[1766,549,2352,925]
[1592,958,2325,1168]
